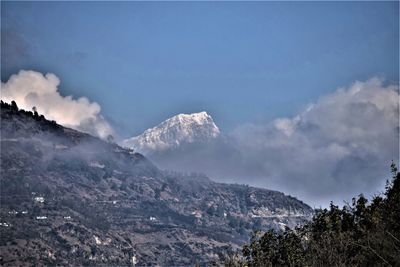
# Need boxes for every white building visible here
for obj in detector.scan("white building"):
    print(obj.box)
[34,196,45,203]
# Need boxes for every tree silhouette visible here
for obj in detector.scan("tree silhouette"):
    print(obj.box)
[11,100,18,111]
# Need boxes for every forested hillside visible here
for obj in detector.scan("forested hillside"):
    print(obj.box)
[226,164,400,266]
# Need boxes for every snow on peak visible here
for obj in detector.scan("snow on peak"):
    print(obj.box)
[123,112,220,153]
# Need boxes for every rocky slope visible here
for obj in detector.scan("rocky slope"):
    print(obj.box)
[0,101,313,266]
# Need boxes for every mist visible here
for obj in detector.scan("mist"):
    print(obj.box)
[1,70,398,207]
[144,78,399,207]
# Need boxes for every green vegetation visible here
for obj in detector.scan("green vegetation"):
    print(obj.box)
[226,163,400,266]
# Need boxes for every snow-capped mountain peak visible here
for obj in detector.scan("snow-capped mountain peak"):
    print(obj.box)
[123,112,220,153]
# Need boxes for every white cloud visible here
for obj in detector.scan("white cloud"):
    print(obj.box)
[232,78,399,206]
[1,70,114,139]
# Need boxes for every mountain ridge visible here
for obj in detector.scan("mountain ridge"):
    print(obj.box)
[0,100,313,266]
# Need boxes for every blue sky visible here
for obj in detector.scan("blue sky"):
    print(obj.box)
[1,1,399,137]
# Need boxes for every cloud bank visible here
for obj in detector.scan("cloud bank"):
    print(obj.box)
[146,78,398,207]
[231,78,399,206]
[1,70,114,139]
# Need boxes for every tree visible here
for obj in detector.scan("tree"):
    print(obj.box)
[229,164,400,266]
[11,100,18,111]
[32,106,39,117]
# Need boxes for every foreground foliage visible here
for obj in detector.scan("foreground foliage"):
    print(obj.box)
[226,163,400,266]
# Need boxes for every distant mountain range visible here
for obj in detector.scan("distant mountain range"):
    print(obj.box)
[0,101,313,266]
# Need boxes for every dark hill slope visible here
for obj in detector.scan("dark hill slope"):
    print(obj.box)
[0,101,313,266]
